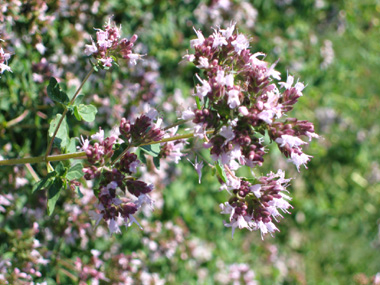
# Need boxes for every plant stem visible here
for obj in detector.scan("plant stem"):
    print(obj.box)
[224,164,238,180]
[25,163,40,182]
[0,152,86,166]
[45,69,94,161]
[140,130,214,146]
[69,69,95,105]
[0,130,215,167]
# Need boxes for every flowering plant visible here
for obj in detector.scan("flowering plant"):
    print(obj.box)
[0,20,318,240]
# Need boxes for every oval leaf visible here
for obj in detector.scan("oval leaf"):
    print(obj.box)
[215,161,227,183]
[77,104,97,122]
[47,178,64,216]
[48,114,69,149]
[47,77,70,105]
[140,144,160,157]
[66,163,84,181]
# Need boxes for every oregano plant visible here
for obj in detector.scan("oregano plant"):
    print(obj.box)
[0,20,319,239]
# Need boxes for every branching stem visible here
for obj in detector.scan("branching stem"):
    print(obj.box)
[0,152,86,166]
[45,69,94,161]
[0,130,215,167]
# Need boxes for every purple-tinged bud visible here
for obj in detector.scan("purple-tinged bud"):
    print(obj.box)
[262,217,271,223]
[83,166,100,180]
[126,180,153,197]
[131,115,152,141]
[120,117,131,140]
[117,152,139,174]
[121,202,138,217]
[273,194,282,199]
[147,127,165,142]
[129,34,138,44]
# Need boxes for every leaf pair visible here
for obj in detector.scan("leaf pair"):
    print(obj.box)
[32,162,84,215]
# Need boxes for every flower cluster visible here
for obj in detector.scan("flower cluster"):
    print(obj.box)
[270,118,318,171]
[84,19,141,68]
[0,40,12,75]
[220,170,292,239]
[183,24,319,238]
[79,112,167,234]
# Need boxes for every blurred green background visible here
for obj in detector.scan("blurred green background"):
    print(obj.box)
[0,0,379,284]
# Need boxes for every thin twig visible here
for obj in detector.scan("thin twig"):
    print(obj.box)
[224,164,238,180]
[25,163,40,182]
[0,151,86,166]
[45,69,94,161]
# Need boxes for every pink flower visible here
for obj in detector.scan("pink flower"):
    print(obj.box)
[126,53,141,65]
[84,39,98,56]
[275,134,307,148]
[108,218,121,234]
[238,106,249,116]
[249,184,261,198]
[0,47,12,74]
[215,69,225,85]
[220,23,236,39]
[212,30,228,48]
[197,56,209,68]
[124,214,142,229]
[190,28,205,48]
[100,57,113,67]
[195,74,211,98]
[279,74,294,89]
[227,89,240,109]
[231,34,249,54]
[290,152,312,171]
[89,210,103,226]
[91,128,105,143]
[181,109,195,120]
[225,74,234,87]
[249,52,267,68]
[188,157,204,183]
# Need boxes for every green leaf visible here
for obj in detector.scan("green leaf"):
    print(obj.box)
[204,96,210,109]
[136,148,147,164]
[242,177,257,184]
[75,186,84,198]
[141,144,160,157]
[215,160,227,183]
[76,104,97,122]
[32,172,56,193]
[195,96,202,110]
[48,114,69,149]
[55,162,67,177]
[66,163,84,181]
[65,138,77,154]
[47,178,64,216]
[153,156,160,170]
[73,106,81,121]
[73,94,84,106]
[111,143,128,162]
[47,77,70,105]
